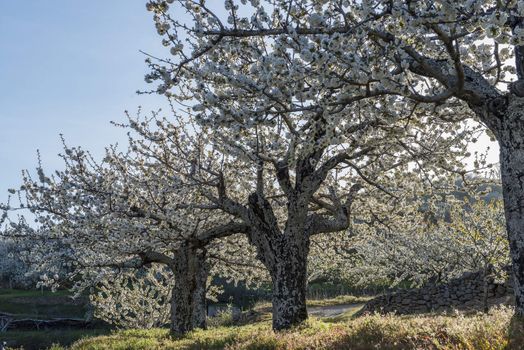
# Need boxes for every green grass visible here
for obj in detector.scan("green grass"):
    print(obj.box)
[63,306,524,350]
[1,329,110,350]
[0,289,97,349]
[0,289,87,319]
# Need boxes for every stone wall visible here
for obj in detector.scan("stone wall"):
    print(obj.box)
[361,270,513,315]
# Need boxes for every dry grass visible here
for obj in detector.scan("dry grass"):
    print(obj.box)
[250,294,371,311]
[65,306,524,350]
[306,295,372,307]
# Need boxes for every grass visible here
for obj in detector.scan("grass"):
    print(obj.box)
[0,289,95,349]
[32,306,521,350]
[4,294,523,349]
[0,329,110,350]
[0,289,87,319]
[247,294,370,314]
[306,295,372,307]
[319,305,364,323]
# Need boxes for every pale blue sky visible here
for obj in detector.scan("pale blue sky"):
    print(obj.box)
[0,1,168,196]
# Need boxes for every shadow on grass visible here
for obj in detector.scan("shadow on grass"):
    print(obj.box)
[178,333,239,350]
[67,327,245,350]
[45,306,524,350]
[324,309,524,350]
[1,328,110,350]
[506,314,524,349]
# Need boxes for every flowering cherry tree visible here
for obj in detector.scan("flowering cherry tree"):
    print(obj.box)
[0,234,38,289]
[448,195,509,311]
[3,117,264,335]
[141,0,484,330]
[141,0,524,320]
[91,265,173,329]
[352,191,507,285]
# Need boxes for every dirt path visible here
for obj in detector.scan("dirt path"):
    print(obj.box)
[308,303,364,317]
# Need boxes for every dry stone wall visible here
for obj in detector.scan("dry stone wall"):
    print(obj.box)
[361,271,513,315]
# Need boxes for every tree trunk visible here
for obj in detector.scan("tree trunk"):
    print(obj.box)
[482,265,489,314]
[266,236,309,330]
[498,95,524,316]
[169,244,209,335]
[246,192,312,330]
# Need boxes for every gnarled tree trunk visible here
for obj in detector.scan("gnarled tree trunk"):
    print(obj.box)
[247,191,312,330]
[498,95,524,316]
[170,243,209,335]
[266,236,309,330]
[244,164,354,330]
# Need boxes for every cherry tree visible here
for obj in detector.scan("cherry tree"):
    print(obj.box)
[91,265,173,329]
[140,0,484,329]
[351,187,509,305]
[0,235,37,289]
[448,196,509,311]
[89,262,228,329]
[355,4,524,314]
[3,120,264,335]
[140,0,524,319]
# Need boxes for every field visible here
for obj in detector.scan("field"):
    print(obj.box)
[0,289,100,349]
[2,330,110,350]
[1,290,523,350]
[62,306,524,350]
[0,289,87,320]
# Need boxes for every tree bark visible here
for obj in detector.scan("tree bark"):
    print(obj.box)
[169,243,209,335]
[482,264,489,314]
[498,95,524,316]
[246,191,312,330]
[265,235,309,331]
[244,175,355,330]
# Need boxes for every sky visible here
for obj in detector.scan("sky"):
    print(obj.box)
[0,1,500,203]
[0,1,168,197]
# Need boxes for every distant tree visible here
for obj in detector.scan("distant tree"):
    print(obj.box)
[448,197,509,311]
[351,189,509,307]
[0,235,36,289]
